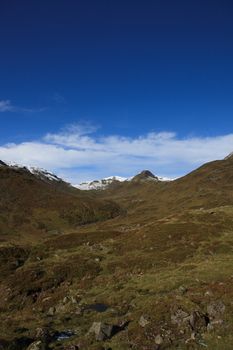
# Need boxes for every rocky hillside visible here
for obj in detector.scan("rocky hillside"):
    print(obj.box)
[1,155,233,349]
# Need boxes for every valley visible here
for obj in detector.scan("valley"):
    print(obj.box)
[1,157,233,349]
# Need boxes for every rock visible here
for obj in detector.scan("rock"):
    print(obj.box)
[71,296,79,304]
[154,334,163,345]
[63,296,69,304]
[88,322,114,341]
[139,315,150,327]
[171,308,209,334]
[47,306,56,316]
[55,303,67,313]
[171,308,190,326]
[26,341,46,350]
[207,301,225,320]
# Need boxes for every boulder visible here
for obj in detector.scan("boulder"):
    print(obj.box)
[89,322,114,341]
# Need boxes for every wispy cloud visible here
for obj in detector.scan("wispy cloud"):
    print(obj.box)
[0,99,46,113]
[0,123,233,184]
[0,100,14,112]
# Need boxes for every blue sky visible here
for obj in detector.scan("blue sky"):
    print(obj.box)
[0,0,233,183]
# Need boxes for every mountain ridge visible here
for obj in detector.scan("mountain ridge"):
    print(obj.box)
[76,170,172,190]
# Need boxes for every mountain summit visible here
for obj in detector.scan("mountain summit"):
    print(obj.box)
[131,170,158,182]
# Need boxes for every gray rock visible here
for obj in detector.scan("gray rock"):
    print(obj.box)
[89,322,114,341]
[47,306,56,316]
[154,334,163,345]
[207,301,225,319]
[63,296,69,304]
[171,308,208,333]
[139,315,150,327]
[171,308,190,326]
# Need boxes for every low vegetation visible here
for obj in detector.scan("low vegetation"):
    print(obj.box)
[1,157,233,349]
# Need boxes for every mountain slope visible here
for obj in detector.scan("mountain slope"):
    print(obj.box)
[98,156,233,220]
[1,156,233,349]
[0,162,122,243]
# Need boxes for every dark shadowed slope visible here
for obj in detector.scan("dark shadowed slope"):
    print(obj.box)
[0,163,122,243]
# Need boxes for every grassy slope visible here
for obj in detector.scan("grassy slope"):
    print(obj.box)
[0,165,122,244]
[1,158,233,349]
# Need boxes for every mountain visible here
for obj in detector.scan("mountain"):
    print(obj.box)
[76,171,171,190]
[131,169,159,182]
[6,163,68,186]
[2,155,233,350]
[76,175,127,190]
[0,161,122,244]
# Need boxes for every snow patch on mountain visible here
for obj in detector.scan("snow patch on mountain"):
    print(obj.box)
[75,176,127,190]
[75,173,172,190]
[28,166,62,182]
[5,161,64,183]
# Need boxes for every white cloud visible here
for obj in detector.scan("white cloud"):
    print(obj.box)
[0,123,233,184]
[0,100,14,112]
[0,99,46,113]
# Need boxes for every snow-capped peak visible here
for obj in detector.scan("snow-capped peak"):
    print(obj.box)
[75,176,127,190]
[75,172,172,190]
[5,162,64,183]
